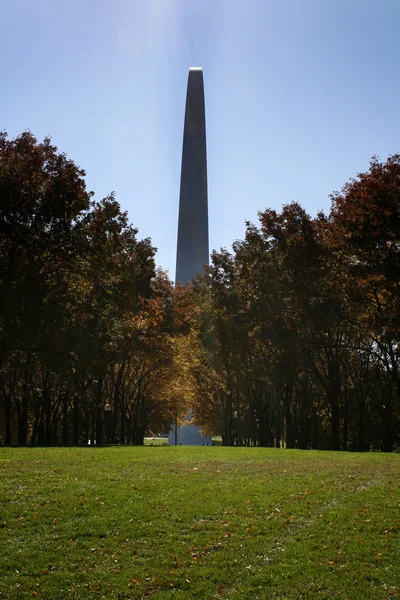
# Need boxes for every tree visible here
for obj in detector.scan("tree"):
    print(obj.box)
[0,131,91,444]
[329,154,400,450]
[0,132,175,446]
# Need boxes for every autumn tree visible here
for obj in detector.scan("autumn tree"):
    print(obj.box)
[329,154,400,450]
[0,131,91,444]
[0,132,174,446]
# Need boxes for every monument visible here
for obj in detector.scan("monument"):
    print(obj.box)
[175,67,209,283]
[168,67,212,446]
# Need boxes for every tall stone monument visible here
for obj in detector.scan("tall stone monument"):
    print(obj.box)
[168,67,212,446]
[175,67,209,283]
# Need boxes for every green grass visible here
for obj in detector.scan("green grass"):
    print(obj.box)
[0,447,399,600]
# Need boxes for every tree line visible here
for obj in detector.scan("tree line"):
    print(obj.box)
[0,132,399,450]
[0,132,177,446]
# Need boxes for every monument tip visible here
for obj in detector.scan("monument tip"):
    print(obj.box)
[189,66,203,71]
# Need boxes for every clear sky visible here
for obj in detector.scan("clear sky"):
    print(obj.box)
[2,0,400,279]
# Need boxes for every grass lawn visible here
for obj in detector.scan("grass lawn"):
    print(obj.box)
[0,447,399,599]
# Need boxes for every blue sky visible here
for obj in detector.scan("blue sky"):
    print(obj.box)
[2,0,400,279]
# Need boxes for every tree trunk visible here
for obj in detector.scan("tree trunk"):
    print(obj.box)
[342,389,349,451]
[356,396,364,451]
[311,407,319,449]
[4,401,11,445]
[62,398,69,445]
[112,361,125,443]
[126,415,132,445]
[52,420,58,444]
[383,402,393,452]
[132,424,145,445]
[222,392,234,446]
[330,383,341,451]
[275,399,282,449]
[95,377,104,445]
[95,406,103,445]
[45,396,53,446]
[72,398,80,445]
[90,409,95,445]
[17,407,28,446]
[37,415,45,445]
[298,378,311,449]
[284,385,296,449]
[31,406,40,445]
[120,398,125,444]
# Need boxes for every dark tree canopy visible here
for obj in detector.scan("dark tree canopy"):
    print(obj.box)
[0,134,399,451]
[0,132,175,446]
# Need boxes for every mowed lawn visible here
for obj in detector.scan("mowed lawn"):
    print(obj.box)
[0,447,399,600]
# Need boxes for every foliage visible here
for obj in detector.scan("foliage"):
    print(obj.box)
[0,132,175,445]
[0,132,399,450]
[186,157,400,451]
